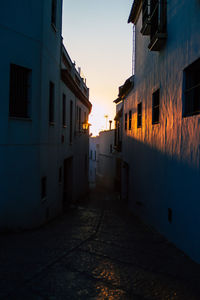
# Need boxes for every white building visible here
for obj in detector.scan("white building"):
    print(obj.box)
[122,0,200,262]
[89,137,99,188]
[0,0,91,230]
[96,129,116,189]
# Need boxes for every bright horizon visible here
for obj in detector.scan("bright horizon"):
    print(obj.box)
[62,0,133,136]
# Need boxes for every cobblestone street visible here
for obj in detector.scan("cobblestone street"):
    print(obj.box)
[1,188,200,300]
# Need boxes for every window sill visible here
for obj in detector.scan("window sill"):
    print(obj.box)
[183,111,200,118]
[49,122,55,127]
[9,116,32,122]
[63,125,67,128]
[152,121,160,125]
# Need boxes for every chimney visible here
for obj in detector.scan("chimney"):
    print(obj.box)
[109,120,112,130]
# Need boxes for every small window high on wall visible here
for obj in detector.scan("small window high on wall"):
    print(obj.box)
[152,89,160,124]
[9,64,31,118]
[51,0,57,27]
[183,58,200,117]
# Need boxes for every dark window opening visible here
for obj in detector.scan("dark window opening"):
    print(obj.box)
[148,0,167,51]
[183,58,200,117]
[141,0,151,35]
[110,144,112,153]
[168,208,172,223]
[70,100,73,143]
[9,64,31,118]
[129,110,132,130]
[79,107,82,132]
[85,154,88,175]
[152,89,160,124]
[62,94,66,127]
[51,0,57,27]
[49,81,55,124]
[41,177,47,199]
[137,102,142,128]
[125,113,127,131]
[59,167,62,183]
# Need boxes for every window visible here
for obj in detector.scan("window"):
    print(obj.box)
[49,81,55,124]
[85,154,88,175]
[41,177,47,199]
[79,107,82,132]
[129,110,132,130]
[141,0,151,35]
[148,0,167,51]
[51,0,57,27]
[59,167,62,183]
[183,58,200,117]
[125,113,127,131]
[70,100,73,143]
[62,94,66,127]
[9,64,31,118]
[137,102,142,128]
[110,144,112,153]
[152,89,160,124]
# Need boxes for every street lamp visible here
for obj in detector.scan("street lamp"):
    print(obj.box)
[82,121,91,132]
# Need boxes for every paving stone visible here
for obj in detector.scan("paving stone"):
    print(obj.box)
[0,188,200,299]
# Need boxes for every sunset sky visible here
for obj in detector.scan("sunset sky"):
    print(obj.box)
[62,0,133,135]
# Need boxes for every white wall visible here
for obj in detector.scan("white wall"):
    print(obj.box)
[123,1,200,262]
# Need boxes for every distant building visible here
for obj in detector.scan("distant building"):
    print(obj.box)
[114,76,134,197]
[89,137,99,188]
[121,0,200,262]
[96,129,115,189]
[0,0,91,230]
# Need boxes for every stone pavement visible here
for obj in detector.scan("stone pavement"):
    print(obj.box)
[1,188,200,299]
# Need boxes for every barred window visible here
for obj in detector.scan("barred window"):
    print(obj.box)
[70,100,73,143]
[9,64,31,118]
[62,94,66,127]
[41,177,47,199]
[152,89,160,124]
[129,110,132,130]
[137,102,142,128]
[125,113,127,131]
[183,58,200,117]
[49,81,55,124]
[51,0,57,27]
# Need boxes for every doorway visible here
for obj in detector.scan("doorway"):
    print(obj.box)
[63,157,73,208]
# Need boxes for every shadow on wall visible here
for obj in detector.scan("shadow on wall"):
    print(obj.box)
[124,136,200,263]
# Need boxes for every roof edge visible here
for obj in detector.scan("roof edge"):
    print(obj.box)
[128,0,142,24]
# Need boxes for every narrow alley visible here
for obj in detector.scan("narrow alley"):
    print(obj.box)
[1,187,200,300]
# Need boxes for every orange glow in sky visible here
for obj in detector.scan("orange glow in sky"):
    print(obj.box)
[62,0,133,136]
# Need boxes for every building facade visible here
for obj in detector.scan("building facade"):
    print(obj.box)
[96,130,116,189]
[122,0,200,262]
[0,0,91,230]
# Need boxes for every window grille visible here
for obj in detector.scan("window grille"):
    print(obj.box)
[49,82,55,124]
[125,113,127,131]
[183,58,200,117]
[51,0,57,27]
[152,89,160,124]
[137,102,142,128]
[129,110,132,130]
[62,94,66,127]
[9,64,31,118]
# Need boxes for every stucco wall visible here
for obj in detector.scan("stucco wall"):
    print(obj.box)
[123,1,200,262]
